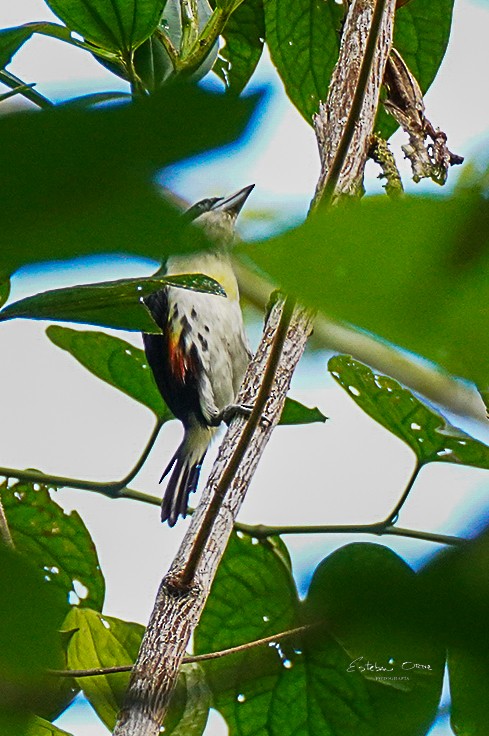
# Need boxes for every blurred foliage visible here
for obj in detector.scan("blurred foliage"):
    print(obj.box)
[1,1,487,735]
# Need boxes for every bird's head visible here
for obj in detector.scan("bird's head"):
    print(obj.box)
[185,184,254,246]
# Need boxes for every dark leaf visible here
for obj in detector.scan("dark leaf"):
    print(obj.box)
[279,397,327,425]
[264,0,344,123]
[0,274,226,334]
[377,0,455,138]
[0,83,258,274]
[44,0,165,53]
[46,326,172,420]
[449,648,489,736]
[215,0,265,94]
[1,478,105,612]
[306,543,445,736]
[329,355,489,468]
[239,193,489,387]
[0,544,65,733]
[0,274,10,308]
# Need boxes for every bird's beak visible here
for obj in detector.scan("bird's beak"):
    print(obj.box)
[212,184,255,217]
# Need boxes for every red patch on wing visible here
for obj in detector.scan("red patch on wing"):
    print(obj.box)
[168,333,199,385]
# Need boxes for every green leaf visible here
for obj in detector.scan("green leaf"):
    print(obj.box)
[0,274,10,308]
[46,326,172,420]
[0,274,226,334]
[63,608,144,730]
[239,193,489,388]
[195,532,300,735]
[215,0,265,94]
[377,0,455,138]
[1,83,258,274]
[278,397,327,425]
[1,478,105,612]
[44,0,165,53]
[449,648,489,736]
[307,543,445,736]
[26,716,74,736]
[63,608,210,734]
[264,0,344,123]
[0,22,84,71]
[197,533,443,736]
[329,355,489,469]
[0,544,65,734]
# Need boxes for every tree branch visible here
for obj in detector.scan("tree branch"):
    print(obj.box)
[311,0,397,209]
[112,298,314,736]
[49,625,312,679]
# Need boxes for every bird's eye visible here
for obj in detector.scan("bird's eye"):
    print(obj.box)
[184,197,223,222]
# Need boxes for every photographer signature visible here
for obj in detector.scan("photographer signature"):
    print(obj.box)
[347,656,433,673]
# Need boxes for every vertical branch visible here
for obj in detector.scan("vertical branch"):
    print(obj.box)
[113,299,314,736]
[311,0,397,209]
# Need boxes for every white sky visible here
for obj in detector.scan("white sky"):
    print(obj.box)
[1,2,489,735]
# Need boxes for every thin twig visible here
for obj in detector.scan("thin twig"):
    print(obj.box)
[49,624,313,678]
[233,520,464,546]
[0,421,164,504]
[0,70,54,109]
[381,462,421,526]
[178,296,297,588]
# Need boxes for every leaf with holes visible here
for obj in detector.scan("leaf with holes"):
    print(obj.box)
[44,0,165,53]
[0,274,226,333]
[377,0,455,138]
[63,608,210,733]
[264,0,344,123]
[215,0,265,94]
[328,355,489,468]
[46,325,172,420]
[1,83,258,274]
[1,479,105,612]
[279,397,327,425]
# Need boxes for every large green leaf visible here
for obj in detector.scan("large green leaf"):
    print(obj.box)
[0,274,226,334]
[239,193,489,388]
[215,0,265,94]
[63,608,210,734]
[44,0,165,53]
[46,326,171,419]
[1,479,105,612]
[306,543,445,736]
[329,355,489,469]
[0,544,66,734]
[0,274,9,308]
[377,0,455,138]
[0,83,258,274]
[264,0,343,122]
[196,533,444,736]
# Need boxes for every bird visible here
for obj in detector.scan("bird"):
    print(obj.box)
[142,185,254,526]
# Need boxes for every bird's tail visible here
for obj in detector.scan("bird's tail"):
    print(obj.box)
[160,423,214,526]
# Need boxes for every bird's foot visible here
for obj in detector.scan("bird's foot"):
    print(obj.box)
[212,403,271,428]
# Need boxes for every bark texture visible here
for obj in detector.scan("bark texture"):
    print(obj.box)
[113,300,314,736]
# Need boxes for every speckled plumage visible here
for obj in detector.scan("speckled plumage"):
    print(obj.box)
[142,186,253,526]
